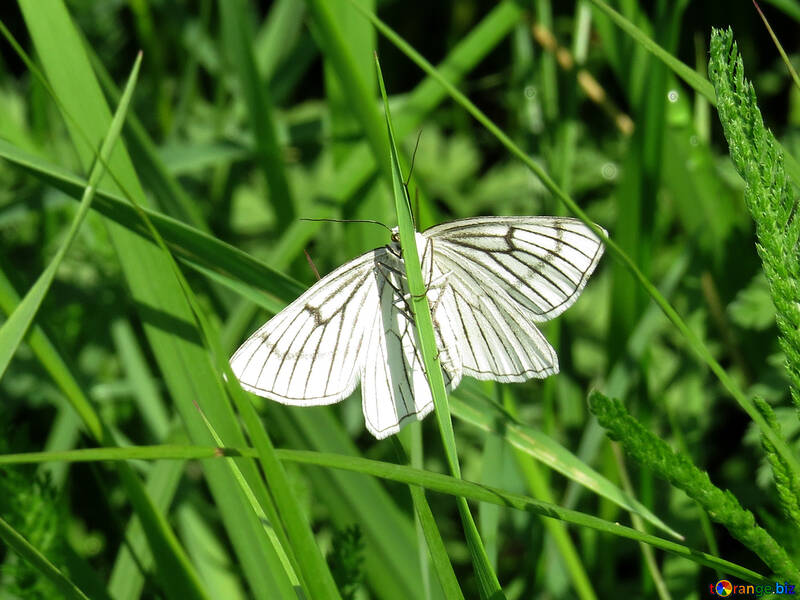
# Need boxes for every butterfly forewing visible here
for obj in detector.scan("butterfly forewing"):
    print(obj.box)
[426,216,605,322]
[230,252,379,405]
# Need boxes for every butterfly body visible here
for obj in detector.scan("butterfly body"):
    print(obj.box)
[231,216,605,439]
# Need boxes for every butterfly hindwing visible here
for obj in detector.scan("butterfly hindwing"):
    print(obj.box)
[360,238,461,438]
[430,258,559,381]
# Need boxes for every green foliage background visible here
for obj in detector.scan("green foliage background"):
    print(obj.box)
[0,1,798,598]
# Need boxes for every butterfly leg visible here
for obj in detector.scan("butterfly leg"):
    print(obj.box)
[376,263,416,325]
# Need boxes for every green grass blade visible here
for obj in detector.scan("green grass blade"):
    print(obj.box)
[449,388,681,540]
[108,459,185,600]
[255,0,307,79]
[220,0,295,227]
[0,52,141,381]
[392,438,464,600]
[111,318,171,441]
[0,264,103,440]
[753,1,800,90]
[306,0,390,182]
[376,54,504,600]
[0,138,300,311]
[177,504,248,599]
[0,516,91,600]
[0,444,770,585]
[16,1,299,596]
[273,407,426,600]
[90,48,211,233]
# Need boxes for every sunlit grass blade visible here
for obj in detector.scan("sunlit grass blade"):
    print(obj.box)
[273,407,427,600]
[306,0,390,181]
[16,1,299,596]
[108,460,185,600]
[391,437,464,600]
[502,387,596,600]
[0,264,103,440]
[0,138,300,311]
[0,52,140,381]
[376,53,504,599]
[450,387,681,540]
[0,516,91,600]
[90,47,211,232]
[0,444,770,585]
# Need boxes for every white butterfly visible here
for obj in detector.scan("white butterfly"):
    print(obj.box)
[230,216,605,439]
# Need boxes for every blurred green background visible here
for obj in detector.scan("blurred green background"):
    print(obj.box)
[0,1,797,598]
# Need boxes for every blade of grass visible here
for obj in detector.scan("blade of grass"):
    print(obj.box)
[219,0,295,227]
[108,459,185,600]
[176,503,248,599]
[503,388,597,600]
[0,444,770,585]
[449,388,681,540]
[255,0,307,80]
[305,0,390,182]
[272,405,428,600]
[586,0,800,185]
[16,1,300,596]
[0,516,90,600]
[0,52,140,381]
[354,0,800,487]
[753,0,800,90]
[0,138,299,311]
[89,45,211,233]
[376,54,504,599]
[0,264,102,439]
[392,437,465,600]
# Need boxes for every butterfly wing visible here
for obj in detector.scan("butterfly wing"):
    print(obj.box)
[229,239,462,438]
[426,216,605,322]
[360,240,462,439]
[230,250,381,406]
[426,216,604,382]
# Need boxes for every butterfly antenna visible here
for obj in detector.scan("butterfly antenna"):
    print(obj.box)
[299,217,393,235]
[404,129,423,187]
[303,249,322,281]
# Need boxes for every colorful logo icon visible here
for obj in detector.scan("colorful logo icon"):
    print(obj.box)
[715,580,733,596]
